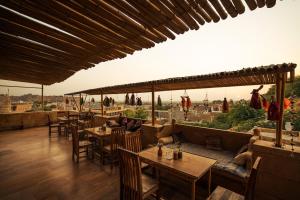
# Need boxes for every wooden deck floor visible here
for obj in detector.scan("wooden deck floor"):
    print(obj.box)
[0,127,119,200]
[0,127,202,200]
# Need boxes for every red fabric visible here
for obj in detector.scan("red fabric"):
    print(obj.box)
[261,96,269,111]
[268,97,280,121]
[283,98,291,109]
[181,96,186,108]
[222,98,229,113]
[186,97,192,108]
[250,91,262,109]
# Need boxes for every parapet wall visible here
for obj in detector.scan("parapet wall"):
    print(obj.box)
[0,111,58,131]
[253,140,300,200]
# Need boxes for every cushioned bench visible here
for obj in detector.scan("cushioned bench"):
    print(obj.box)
[158,124,254,194]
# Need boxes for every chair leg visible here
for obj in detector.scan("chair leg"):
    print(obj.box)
[156,189,160,200]
[48,127,51,137]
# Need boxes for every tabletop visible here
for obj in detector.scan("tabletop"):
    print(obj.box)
[139,146,216,180]
[84,127,111,138]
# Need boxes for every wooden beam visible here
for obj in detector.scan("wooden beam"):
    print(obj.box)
[79,93,82,113]
[0,84,42,89]
[101,93,104,116]
[275,73,285,147]
[41,84,44,111]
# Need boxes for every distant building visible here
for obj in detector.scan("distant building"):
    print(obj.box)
[11,102,33,112]
[0,94,11,113]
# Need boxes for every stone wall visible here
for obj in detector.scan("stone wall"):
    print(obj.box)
[0,111,58,131]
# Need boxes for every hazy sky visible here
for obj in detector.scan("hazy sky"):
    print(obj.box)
[1,0,299,102]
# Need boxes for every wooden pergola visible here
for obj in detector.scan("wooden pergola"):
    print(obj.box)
[0,0,278,85]
[66,63,297,148]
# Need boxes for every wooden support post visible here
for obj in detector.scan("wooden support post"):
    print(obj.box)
[275,73,286,147]
[41,84,44,111]
[101,93,104,116]
[79,93,82,113]
[151,86,155,126]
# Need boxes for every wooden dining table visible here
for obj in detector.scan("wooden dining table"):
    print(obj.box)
[84,127,112,138]
[84,127,113,163]
[138,146,216,200]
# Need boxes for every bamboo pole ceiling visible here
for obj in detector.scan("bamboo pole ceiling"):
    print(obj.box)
[65,63,297,95]
[0,0,279,85]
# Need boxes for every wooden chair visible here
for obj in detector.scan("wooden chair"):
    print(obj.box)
[118,148,160,200]
[124,130,149,170]
[71,123,92,163]
[207,156,262,200]
[48,114,60,137]
[124,130,142,153]
[65,116,78,138]
[103,127,126,169]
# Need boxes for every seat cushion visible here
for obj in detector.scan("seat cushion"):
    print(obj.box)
[50,123,60,127]
[166,143,249,179]
[141,174,158,196]
[79,140,92,147]
[103,145,111,152]
[208,186,244,200]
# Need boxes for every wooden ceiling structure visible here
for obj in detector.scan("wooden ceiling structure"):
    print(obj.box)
[0,0,278,85]
[65,63,297,95]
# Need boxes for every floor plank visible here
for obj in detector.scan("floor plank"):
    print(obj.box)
[0,127,119,200]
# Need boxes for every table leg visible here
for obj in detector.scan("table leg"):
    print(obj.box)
[100,138,104,165]
[208,168,211,196]
[191,179,196,200]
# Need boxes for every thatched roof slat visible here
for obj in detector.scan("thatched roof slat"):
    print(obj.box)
[66,64,296,95]
[0,18,92,57]
[58,0,155,50]
[232,0,245,14]
[164,0,199,30]
[209,0,228,20]
[172,0,205,26]
[187,0,212,23]
[256,0,266,8]
[149,0,189,33]
[266,0,276,8]
[0,0,279,85]
[220,0,238,18]
[97,0,167,42]
[196,0,221,23]
[245,0,258,10]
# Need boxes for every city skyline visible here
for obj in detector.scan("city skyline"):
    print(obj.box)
[0,0,299,101]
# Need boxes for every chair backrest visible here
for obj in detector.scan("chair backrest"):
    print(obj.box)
[118,148,143,200]
[244,156,262,200]
[110,127,126,154]
[70,123,79,152]
[124,130,142,153]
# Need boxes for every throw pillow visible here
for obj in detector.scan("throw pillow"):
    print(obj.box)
[130,120,142,132]
[106,120,120,127]
[236,144,248,156]
[206,136,222,150]
[158,124,173,138]
[126,120,135,131]
[233,151,253,171]
[248,136,259,151]
[120,117,128,127]
[158,136,174,145]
